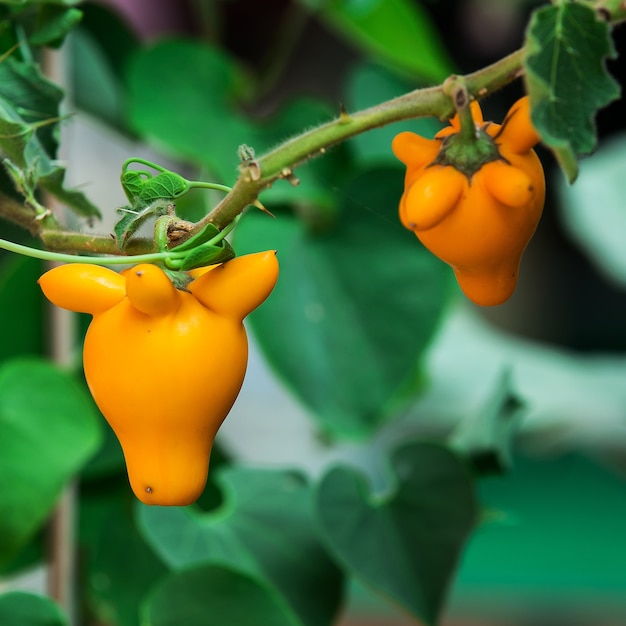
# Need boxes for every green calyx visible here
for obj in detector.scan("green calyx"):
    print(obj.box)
[163,267,194,291]
[433,126,501,180]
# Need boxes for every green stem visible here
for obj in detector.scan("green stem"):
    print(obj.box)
[197,48,526,233]
[0,238,177,265]
[154,216,170,252]
[457,102,478,141]
[121,157,169,174]
[1,47,527,256]
[445,76,478,142]
[39,230,155,256]
[187,181,232,194]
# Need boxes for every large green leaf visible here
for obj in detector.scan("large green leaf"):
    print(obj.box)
[235,167,452,438]
[524,2,620,182]
[125,39,346,210]
[0,591,68,626]
[0,54,62,158]
[0,254,45,359]
[0,358,101,567]
[71,2,139,130]
[137,467,343,626]
[316,441,477,626]
[125,39,254,182]
[303,0,453,82]
[141,564,301,626]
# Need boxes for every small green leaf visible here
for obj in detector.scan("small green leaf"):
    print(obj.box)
[449,370,526,476]
[524,2,621,181]
[0,358,101,567]
[140,171,189,203]
[121,169,190,206]
[142,564,302,626]
[177,240,235,271]
[0,591,68,626]
[137,467,343,626]
[316,442,477,626]
[28,6,83,48]
[120,170,147,203]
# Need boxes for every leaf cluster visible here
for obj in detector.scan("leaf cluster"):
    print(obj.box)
[0,0,99,219]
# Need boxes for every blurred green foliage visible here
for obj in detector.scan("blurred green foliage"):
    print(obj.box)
[0,1,624,626]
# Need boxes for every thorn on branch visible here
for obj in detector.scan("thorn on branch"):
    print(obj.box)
[280,167,300,186]
[339,103,352,124]
[34,209,52,221]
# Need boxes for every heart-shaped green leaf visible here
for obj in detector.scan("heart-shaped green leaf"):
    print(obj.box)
[121,170,189,207]
[137,467,343,626]
[235,167,453,438]
[141,563,301,626]
[316,441,477,626]
[0,358,102,567]
[125,39,346,212]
